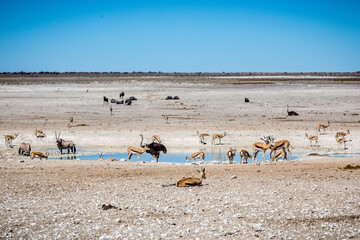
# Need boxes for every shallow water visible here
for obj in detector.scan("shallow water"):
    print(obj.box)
[48,148,305,164]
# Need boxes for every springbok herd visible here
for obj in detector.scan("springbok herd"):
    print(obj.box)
[4,120,350,163]
[2,119,352,187]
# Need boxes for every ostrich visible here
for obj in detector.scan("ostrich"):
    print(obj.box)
[146,142,167,162]
[287,105,299,116]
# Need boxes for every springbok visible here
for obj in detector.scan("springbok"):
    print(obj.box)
[99,153,117,162]
[239,150,252,164]
[268,138,292,161]
[226,148,236,164]
[336,136,346,150]
[196,131,209,144]
[152,135,162,143]
[4,134,18,148]
[270,147,287,164]
[55,132,76,154]
[162,115,169,124]
[127,135,147,162]
[18,142,31,156]
[212,132,227,145]
[316,121,330,134]
[252,136,274,165]
[305,133,318,146]
[30,152,48,160]
[177,167,206,187]
[335,130,350,138]
[34,129,46,138]
[185,152,205,163]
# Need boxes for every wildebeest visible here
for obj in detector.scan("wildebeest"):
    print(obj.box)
[125,99,132,105]
[165,96,172,100]
[116,100,124,104]
[245,97,250,103]
[119,92,125,99]
[55,132,76,154]
[129,96,137,101]
[111,99,117,104]
[103,96,109,103]
[173,96,180,100]
[18,142,31,156]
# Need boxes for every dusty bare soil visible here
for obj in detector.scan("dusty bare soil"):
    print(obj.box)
[1,75,360,239]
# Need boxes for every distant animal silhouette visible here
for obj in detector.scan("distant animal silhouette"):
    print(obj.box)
[287,105,299,116]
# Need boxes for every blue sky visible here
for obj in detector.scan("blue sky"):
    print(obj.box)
[0,0,359,72]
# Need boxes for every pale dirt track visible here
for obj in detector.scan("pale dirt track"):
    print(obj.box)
[0,77,360,239]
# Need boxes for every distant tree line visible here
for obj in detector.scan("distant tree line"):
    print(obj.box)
[1,71,359,76]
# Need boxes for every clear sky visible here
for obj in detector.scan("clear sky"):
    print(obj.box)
[0,0,359,72]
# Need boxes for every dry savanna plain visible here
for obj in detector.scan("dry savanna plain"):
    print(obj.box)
[1,73,360,239]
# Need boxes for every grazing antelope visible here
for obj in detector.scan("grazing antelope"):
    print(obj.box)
[30,152,48,160]
[34,129,46,138]
[336,136,346,150]
[252,136,274,165]
[162,115,169,124]
[98,153,117,162]
[268,138,292,161]
[177,167,206,187]
[226,148,236,164]
[127,135,147,162]
[152,135,162,143]
[212,132,227,145]
[18,142,31,156]
[305,133,318,146]
[55,132,76,154]
[270,147,287,163]
[185,152,205,163]
[335,130,350,138]
[316,121,330,134]
[239,150,252,164]
[4,134,18,148]
[196,131,209,144]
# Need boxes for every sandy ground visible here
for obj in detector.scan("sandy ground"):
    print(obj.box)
[1,77,360,239]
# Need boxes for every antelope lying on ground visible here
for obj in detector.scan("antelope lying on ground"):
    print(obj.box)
[4,134,18,148]
[226,148,236,164]
[30,152,48,160]
[212,132,227,145]
[55,132,76,154]
[185,152,205,163]
[34,129,46,138]
[305,133,318,146]
[19,142,31,156]
[239,150,252,164]
[177,167,206,187]
[99,153,117,162]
